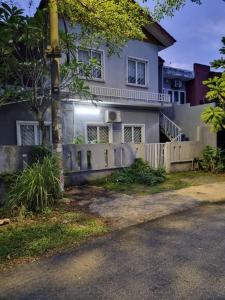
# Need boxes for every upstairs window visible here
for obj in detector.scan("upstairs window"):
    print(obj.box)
[78,49,104,80]
[127,58,148,87]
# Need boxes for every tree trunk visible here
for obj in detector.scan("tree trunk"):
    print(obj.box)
[49,0,64,191]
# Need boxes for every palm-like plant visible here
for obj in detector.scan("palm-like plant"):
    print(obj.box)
[201,106,225,132]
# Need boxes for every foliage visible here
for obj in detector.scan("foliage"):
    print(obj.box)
[73,134,85,145]
[108,158,166,185]
[149,0,202,21]
[5,156,62,213]
[29,146,52,165]
[201,106,225,132]
[0,208,108,268]
[95,171,225,195]
[196,146,225,173]
[0,172,18,188]
[202,37,225,132]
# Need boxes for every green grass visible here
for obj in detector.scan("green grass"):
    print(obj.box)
[0,207,108,269]
[94,171,225,195]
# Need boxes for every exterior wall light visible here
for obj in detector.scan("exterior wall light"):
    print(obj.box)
[75,106,100,115]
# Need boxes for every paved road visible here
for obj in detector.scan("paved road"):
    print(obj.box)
[1,204,225,300]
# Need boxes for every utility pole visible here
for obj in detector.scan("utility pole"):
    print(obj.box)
[48,0,64,191]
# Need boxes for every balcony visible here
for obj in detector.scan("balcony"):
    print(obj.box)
[85,86,171,107]
[163,66,194,81]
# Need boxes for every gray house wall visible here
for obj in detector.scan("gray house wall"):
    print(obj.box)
[62,102,160,144]
[0,102,50,146]
[0,101,160,145]
[86,40,159,93]
[63,22,161,93]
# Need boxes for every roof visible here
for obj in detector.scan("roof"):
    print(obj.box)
[38,0,175,49]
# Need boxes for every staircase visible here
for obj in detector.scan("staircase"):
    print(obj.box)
[160,112,189,142]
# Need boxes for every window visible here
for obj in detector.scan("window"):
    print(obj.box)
[86,124,112,144]
[123,125,144,144]
[127,58,148,87]
[167,90,186,104]
[16,121,51,146]
[78,49,104,80]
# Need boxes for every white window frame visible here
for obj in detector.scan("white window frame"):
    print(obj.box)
[77,48,105,82]
[85,123,113,144]
[16,121,52,146]
[126,56,149,88]
[122,124,145,144]
[166,89,186,104]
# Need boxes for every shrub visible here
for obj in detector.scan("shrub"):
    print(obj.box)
[0,172,18,188]
[108,158,166,185]
[5,156,62,213]
[196,146,225,173]
[29,146,52,165]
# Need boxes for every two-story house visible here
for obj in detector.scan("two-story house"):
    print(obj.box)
[0,11,176,147]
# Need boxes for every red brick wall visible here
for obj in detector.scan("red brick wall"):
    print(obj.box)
[186,64,211,106]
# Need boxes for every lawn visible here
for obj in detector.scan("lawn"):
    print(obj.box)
[95,171,225,195]
[0,204,109,270]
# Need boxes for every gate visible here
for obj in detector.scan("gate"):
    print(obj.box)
[145,143,165,168]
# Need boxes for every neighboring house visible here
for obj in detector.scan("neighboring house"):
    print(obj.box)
[0,19,176,146]
[161,63,220,146]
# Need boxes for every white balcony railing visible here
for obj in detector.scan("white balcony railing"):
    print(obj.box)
[89,86,171,104]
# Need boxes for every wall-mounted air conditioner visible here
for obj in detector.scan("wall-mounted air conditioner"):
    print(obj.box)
[105,110,121,123]
[173,79,182,89]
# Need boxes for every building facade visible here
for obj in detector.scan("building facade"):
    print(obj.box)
[0,21,176,146]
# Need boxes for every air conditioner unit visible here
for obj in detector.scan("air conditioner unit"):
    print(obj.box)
[173,79,182,89]
[105,110,121,123]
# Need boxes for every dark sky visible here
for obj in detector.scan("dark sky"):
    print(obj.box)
[21,0,225,71]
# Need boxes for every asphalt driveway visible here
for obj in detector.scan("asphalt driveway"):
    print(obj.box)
[1,203,225,299]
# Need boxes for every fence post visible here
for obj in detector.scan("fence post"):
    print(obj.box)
[164,142,171,173]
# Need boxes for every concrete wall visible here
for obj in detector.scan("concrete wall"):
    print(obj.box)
[63,102,160,144]
[164,141,203,173]
[172,102,217,146]
[0,145,32,173]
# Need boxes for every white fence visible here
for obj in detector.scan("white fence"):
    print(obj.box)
[145,143,165,168]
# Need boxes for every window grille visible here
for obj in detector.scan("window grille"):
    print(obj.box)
[87,125,110,144]
[124,126,133,143]
[20,124,35,145]
[87,126,98,143]
[99,126,109,143]
[78,49,103,80]
[128,58,147,86]
[123,125,143,144]
[134,127,142,144]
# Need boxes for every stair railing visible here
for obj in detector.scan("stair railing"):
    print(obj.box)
[160,112,182,142]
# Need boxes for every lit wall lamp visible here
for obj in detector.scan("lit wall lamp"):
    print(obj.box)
[75,106,100,115]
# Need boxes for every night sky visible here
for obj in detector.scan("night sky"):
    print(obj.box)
[20,0,225,71]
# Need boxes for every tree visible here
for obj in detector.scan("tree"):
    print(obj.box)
[201,37,225,132]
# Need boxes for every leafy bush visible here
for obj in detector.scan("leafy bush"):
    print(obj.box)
[0,172,18,188]
[29,146,52,165]
[5,156,62,213]
[196,146,225,173]
[108,158,166,185]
